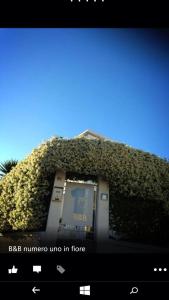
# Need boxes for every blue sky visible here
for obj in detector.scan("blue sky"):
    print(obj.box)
[0,28,169,161]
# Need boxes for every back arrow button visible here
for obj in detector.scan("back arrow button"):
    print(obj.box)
[32,286,40,294]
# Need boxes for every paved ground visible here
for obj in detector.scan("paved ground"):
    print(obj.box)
[0,234,40,253]
[96,239,169,253]
[0,233,168,253]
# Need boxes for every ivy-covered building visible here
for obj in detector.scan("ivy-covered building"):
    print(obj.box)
[0,130,169,246]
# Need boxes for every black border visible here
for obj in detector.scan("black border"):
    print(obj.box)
[0,1,169,27]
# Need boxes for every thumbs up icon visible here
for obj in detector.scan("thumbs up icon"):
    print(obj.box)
[8,266,18,274]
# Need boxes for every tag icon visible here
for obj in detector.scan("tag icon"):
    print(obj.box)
[56,265,65,274]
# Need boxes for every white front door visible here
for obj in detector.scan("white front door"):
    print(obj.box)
[58,182,95,239]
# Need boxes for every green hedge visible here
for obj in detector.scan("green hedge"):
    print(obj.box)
[0,137,169,244]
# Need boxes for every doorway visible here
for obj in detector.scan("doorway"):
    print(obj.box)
[58,180,97,240]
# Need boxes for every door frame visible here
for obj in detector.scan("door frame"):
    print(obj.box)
[58,179,98,240]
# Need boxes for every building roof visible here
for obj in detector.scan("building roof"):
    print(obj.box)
[75,129,111,141]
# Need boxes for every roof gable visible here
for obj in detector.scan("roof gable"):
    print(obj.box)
[75,129,109,140]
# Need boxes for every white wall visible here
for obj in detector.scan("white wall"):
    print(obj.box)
[95,177,109,241]
[46,170,65,240]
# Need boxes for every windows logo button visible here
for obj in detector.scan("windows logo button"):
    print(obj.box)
[79,285,90,296]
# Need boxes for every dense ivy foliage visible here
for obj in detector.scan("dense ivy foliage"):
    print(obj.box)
[0,137,169,244]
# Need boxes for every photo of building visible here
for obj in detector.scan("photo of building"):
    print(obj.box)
[0,29,169,253]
